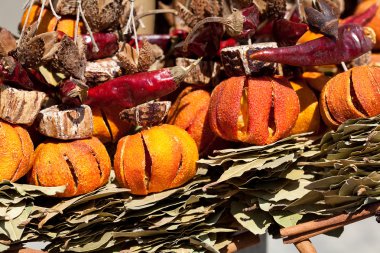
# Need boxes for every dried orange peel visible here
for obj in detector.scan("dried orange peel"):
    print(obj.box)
[114,124,198,195]
[208,76,300,145]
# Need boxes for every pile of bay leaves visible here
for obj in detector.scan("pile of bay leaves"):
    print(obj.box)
[287,116,380,216]
[0,172,236,252]
[2,116,380,252]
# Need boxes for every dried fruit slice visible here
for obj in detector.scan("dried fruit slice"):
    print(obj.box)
[0,85,47,125]
[36,104,93,140]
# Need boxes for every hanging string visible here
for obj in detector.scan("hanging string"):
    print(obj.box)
[35,0,47,30]
[74,0,99,52]
[18,0,36,45]
[49,0,62,21]
[74,0,81,43]
[124,0,139,54]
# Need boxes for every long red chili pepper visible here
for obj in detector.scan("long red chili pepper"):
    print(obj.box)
[341,2,379,26]
[61,59,202,108]
[249,24,375,66]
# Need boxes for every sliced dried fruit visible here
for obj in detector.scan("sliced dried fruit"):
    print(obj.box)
[28,137,111,197]
[114,124,198,195]
[0,121,34,182]
[0,85,47,125]
[36,104,93,140]
[208,76,300,145]
[320,66,380,128]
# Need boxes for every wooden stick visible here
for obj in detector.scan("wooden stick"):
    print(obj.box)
[221,232,260,253]
[294,239,317,253]
[280,201,380,238]
[284,223,343,244]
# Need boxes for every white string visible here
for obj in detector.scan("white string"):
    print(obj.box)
[36,0,47,30]
[341,62,348,72]
[23,0,31,10]
[74,0,81,43]
[124,0,139,54]
[78,0,99,52]
[49,0,62,21]
[18,0,36,46]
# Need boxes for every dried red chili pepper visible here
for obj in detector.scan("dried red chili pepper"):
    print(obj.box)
[273,19,308,46]
[61,59,201,108]
[249,24,376,66]
[0,56,34,90]
[218,38,238,56]
[57,31,119,61]
[341,2,379,26]
[182,5,260,51]
[175,23,224,58]
[83,33,119,60]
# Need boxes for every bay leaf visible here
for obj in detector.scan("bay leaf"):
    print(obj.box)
[230,201,272,235]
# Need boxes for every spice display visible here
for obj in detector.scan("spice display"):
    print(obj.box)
[1,0,380,252]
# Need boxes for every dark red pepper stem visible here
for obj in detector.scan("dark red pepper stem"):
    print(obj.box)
[341,3,379,26]
[249,24,375,66]
[183,5,259,51]
[85,58,202,108]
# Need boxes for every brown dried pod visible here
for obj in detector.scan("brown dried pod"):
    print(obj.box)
[36,104,93,140]
[305,0,340,39]
[114,124,198,195]
[190,0,223,19]
[209,76,300,145]
[85,57,123,84]
[120,101,171,128]
[175,58,221,86]
[28,137,111,198]
[44,35,87,80]
[15,23,60,68]
[0,120,34,182]
[117,40,161,74]
[0,27,17,57]
[49,0,77,15]
[82,0,122,32]
[0,85,47,125]
[175,2,200,28]
[320,66,380,128]
[117,43,138,74]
